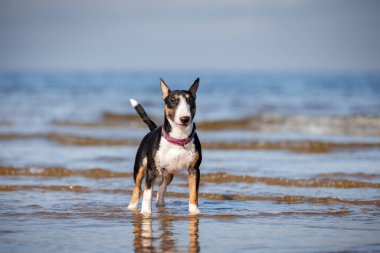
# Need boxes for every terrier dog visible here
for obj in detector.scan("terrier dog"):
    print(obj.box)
[128,78,202,215]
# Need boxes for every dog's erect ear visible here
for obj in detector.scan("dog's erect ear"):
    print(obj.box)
[189,78,199,97]
[160,78,170,100]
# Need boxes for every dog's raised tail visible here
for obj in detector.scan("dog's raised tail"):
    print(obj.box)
[129,98,157,131]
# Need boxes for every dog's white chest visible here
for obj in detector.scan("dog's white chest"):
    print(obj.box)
[155,138,195,175]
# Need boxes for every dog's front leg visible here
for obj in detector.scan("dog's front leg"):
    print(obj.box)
[140,168,156,215]
[188,166,201,215]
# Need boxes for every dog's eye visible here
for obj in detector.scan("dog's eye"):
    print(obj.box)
[171,98,176,103]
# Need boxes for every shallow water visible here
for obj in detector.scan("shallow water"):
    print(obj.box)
[1,72,380,252]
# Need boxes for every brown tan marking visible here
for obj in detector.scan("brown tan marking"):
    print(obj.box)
[188,152,200,206]
[165,104,175,121]
[188,172,198,206]
[130,165,145,206]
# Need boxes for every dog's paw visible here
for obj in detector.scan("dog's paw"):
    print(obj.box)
[189,203,201,215]
[127,203,138,211]
[156,200,165,207]
[140,210,152,216]
[140,206,152,216]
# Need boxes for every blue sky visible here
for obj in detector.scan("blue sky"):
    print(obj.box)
[0,0,379,72]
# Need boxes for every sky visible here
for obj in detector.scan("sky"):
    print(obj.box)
[0,0,379,73]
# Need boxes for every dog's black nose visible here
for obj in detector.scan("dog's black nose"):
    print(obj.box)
[180,116,190,124]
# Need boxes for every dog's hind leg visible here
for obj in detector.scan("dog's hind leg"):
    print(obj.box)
[140,168,156,215]
[156,173,173,206]
[128,165,145,210]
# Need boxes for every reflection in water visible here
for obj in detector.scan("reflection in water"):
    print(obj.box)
[188,217,200,253]
[159,215,177,252]
[133,214,200,253]
[133,214,153,252]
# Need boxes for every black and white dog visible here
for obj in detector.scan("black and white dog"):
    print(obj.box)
[128,78,202,215]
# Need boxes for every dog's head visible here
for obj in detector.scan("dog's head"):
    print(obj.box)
[160,78,199,127]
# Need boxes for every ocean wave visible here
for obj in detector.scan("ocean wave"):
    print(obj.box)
[1,132,380,152]
[0,133,40,140]
[45,133,380,153]
[52,112,157,128]
[46,133,140,146]
[319,172,380,179]
[198,114,380,136]
[200,173,380,188]
[1,184,378,206]
[0,166,132,178]
[3,209,351,220]
[2,166,379,188]
[51,113,380,136]
[0,185,89,192]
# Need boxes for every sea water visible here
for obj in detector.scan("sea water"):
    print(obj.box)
[0,72,379,252]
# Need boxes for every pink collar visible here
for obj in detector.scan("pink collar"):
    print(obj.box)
[161,124,196,147]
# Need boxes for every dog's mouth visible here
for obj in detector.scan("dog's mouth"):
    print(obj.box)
[178,122,191,127]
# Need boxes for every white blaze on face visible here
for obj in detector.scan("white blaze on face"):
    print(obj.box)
[175,95,191,124]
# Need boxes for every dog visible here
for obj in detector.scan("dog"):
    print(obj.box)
[127,78,202,215]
